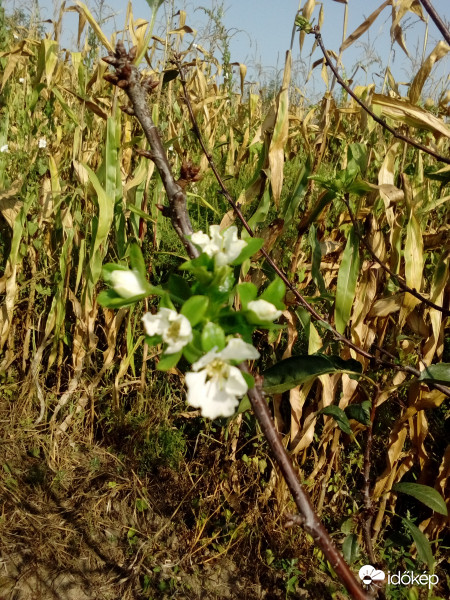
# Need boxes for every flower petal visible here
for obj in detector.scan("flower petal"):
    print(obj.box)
[224,366,248,396]
[186,371,239,419]
[219,338,260,362]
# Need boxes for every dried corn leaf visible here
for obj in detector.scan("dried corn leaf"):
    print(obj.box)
[340,0,391,52]
[372,93,450,138]
[409,41,449,105]
[268,51,291,207]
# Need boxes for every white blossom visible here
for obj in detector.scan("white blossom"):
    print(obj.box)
[110,269,146,299]
[185,338,259,419]
[19,78,25,83]
[247,299,282,322]
[0,144,9,153]
[38,138,47,149]
[142,308,192,354]
[191,225,247,267]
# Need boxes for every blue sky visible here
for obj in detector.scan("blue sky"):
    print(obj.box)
[10,0,450,100]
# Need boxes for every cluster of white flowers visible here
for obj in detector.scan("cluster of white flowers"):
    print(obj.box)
[38,138,47,149]
[0,144,9,153]
[191,225,246,267]
[107,227,283,420]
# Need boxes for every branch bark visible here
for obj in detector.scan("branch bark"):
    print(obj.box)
[419,0,450,45]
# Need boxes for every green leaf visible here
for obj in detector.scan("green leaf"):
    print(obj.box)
[97,289,143,308]
[231,237,264,265]
[237,395,251,415]
[282,158,310,227]
[157,351,182,371]
[241,371,255,390]
[168,274,191,302]
[126,203,156,222]
[298,189,336,229]
[201,322,226,352]
[318,406,352,435]
[182,330,203,363]
[237,282,258,308]
[260,277,286,309]
[345,401,371,426]
[129,243,147,278]
[418,363,450,385]
[262,354,362,394]
[402,518,435,570]
[308,224,327,296]
[347,143,368,174]
[335,226,360,334]
[392,483,447,516]
[181,295,209,326]
[347,179,377,195]
[248,187,270,230]
[342,534,359,564]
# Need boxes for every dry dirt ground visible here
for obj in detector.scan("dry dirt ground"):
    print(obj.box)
[1,411,332,600]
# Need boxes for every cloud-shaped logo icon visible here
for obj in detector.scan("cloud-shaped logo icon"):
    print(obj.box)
[358,565,386,586]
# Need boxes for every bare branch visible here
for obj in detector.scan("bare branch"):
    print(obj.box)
[313,29,450,166]
[419,0,450,45]
[102,41,199,259]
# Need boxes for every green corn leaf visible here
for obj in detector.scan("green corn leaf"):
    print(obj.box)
[335,226,360,333]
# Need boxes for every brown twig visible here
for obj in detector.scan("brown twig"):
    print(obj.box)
[343,195,450,316]
[103,43,369,600]
[103,41,199,259]
[361,385,379,565]
[312,29,450,166]
[419,0,450,46]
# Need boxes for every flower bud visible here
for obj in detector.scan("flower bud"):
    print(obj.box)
[247,299,282,322]
[110,269,146,298]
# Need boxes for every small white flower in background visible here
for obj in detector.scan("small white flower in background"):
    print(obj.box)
[19,78,25,83]
[142,308,192,354]
[110,269,146,299]
[0,144,9,153]
[38,138,47,149]
[191,225,247,267]
[13,34,19,40]
[185,338,260,419]
[247,299,282,322]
